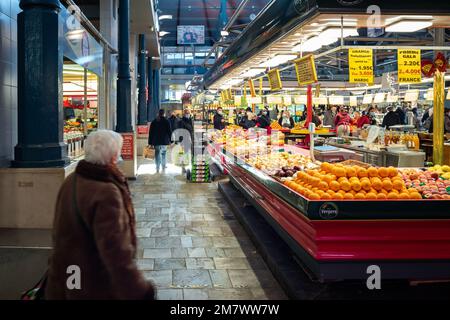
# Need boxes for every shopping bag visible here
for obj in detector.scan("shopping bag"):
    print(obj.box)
[143,145,155,159]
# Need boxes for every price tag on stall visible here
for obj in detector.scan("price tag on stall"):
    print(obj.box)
[294,54,318,86]
[267,69,283,91]
[348,48,374,84]
[397,49,421,84]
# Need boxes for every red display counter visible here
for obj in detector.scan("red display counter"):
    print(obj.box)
[208,143,450,282]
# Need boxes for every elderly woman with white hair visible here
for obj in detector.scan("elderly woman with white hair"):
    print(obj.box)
[45,130,155,300]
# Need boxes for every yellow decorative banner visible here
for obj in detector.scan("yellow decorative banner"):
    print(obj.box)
[294,54,318,86]
[267,69,283,91]
[349,48,374,84]
[397,49,421,83]
[248,79,256,97]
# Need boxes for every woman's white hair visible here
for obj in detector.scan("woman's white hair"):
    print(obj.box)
[84,130,123,165]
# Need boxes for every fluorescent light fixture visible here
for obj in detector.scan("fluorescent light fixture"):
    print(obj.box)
[159,31,170,36]
[292,36,321,52]
[241,68,265,78]
[260,54,297,68]
[227,78,242,86]
[318,27,358,46]
[447,90,450,100]
[159,15,173,20]
[386,20,432,33]
[221,30,229,36]
[65,29,84,41]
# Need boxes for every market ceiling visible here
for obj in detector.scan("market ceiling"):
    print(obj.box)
[203,0,450,90]
[157,0,270,46]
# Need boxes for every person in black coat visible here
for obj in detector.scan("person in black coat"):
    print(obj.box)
[213,107,226,130]
[148,109,172,173]
[256,108,271,129]
[168,111,180,131]
[381,106,402,129]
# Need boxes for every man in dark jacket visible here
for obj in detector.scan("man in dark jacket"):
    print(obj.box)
[168,111,179,131]
[213,107,226,130]
[149,109,172,173]
[382,106,402,129]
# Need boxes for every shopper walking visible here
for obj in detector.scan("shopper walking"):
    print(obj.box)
[180,109,194,136]
[45,130,156,300]
[149,109,173,173]
[256,107,271,129]
[381,106,402,129]
[323,106,337,128]
[168,111,180,131]
[213,107,226,130]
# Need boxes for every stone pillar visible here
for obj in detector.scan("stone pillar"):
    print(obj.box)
[116,0,136,178]
[137,34,147,125]
[147,56,153,122]
[116,0,133,133]
[12,0,69,168]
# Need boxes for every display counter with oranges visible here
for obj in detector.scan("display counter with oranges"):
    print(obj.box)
[211,141,450,281]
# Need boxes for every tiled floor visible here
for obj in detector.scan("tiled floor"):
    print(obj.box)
[129,160,287,300]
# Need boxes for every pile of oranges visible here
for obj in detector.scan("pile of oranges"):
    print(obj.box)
[283,162,422,201]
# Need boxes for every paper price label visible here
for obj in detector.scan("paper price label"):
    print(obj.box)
[349,49,374,84]
[398,49,421,84]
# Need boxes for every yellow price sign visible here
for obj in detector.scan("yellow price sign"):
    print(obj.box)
[398,49,421,84]
[268,69,283,91]
[294,54,318,86]
[348,48,374,84]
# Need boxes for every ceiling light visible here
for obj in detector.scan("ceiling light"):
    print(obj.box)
[292,36,321,52]
[159,15,173,20]
[227,78,242,86]
[318,27,358,46]
[386,20,432,33]
[159,31,170,37]
[220,30,229,36]
[241,68,265,78]
[260,54,297,67]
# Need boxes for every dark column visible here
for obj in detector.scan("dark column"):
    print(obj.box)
[116,0,132,132]
[154,68,161,111]
[147,56,153,122]
[12,0,69,168]
[137,34,147,125]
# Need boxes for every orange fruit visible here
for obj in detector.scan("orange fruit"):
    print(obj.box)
[388,166,398,177]
[350,190,357,196]
[387,192,399,199]
[321,162,331,173]
[408,188,418,194]
[368,167,378,177]
[327,190,335,196]
[357,167,368,178]
[351,180,362,192]
[311,177,320,187]
[309,193,320,200]
[409,192,422,200]
[354,192,366,199]
[338,190,346,196]
[323,175,333,184]
[329,181,340,192]
[321,193,332,200]
[338,177,348,183]
[378,167,389,178]
[333,193,344,200]
[329,174,337,181]
[318,181,329,191]
[344,193,354,200]
[391,176,403,182]
[398,193,410,200]
[371,178,382,191]
[377,193,387,200]
[366,192,377,199]
[361,179,371,191]
[392,180,404,191]
[340,180,351,192]
[382,180,393,191]
[333,167,346,178]
[316,190,325,197]
[346,167,357,178]
[349,176,359,183]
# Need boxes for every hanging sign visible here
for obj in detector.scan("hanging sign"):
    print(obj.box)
[294,54,318,86]
[397,49,421,83]
[349,96,358,107]
[294,95,307,104]
[348,48,374,84]
[404,90,419,102]
[248,96,262,104]
[266,96,283,104]
[283,95,292,106]
[268,69,283,91]
[328,95,344,105]
[234,95,242,105]
[374,92,386,103]
[421,52,448,78]
[362,94,373,104]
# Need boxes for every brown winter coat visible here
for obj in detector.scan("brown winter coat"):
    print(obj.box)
[45,160,155,300]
